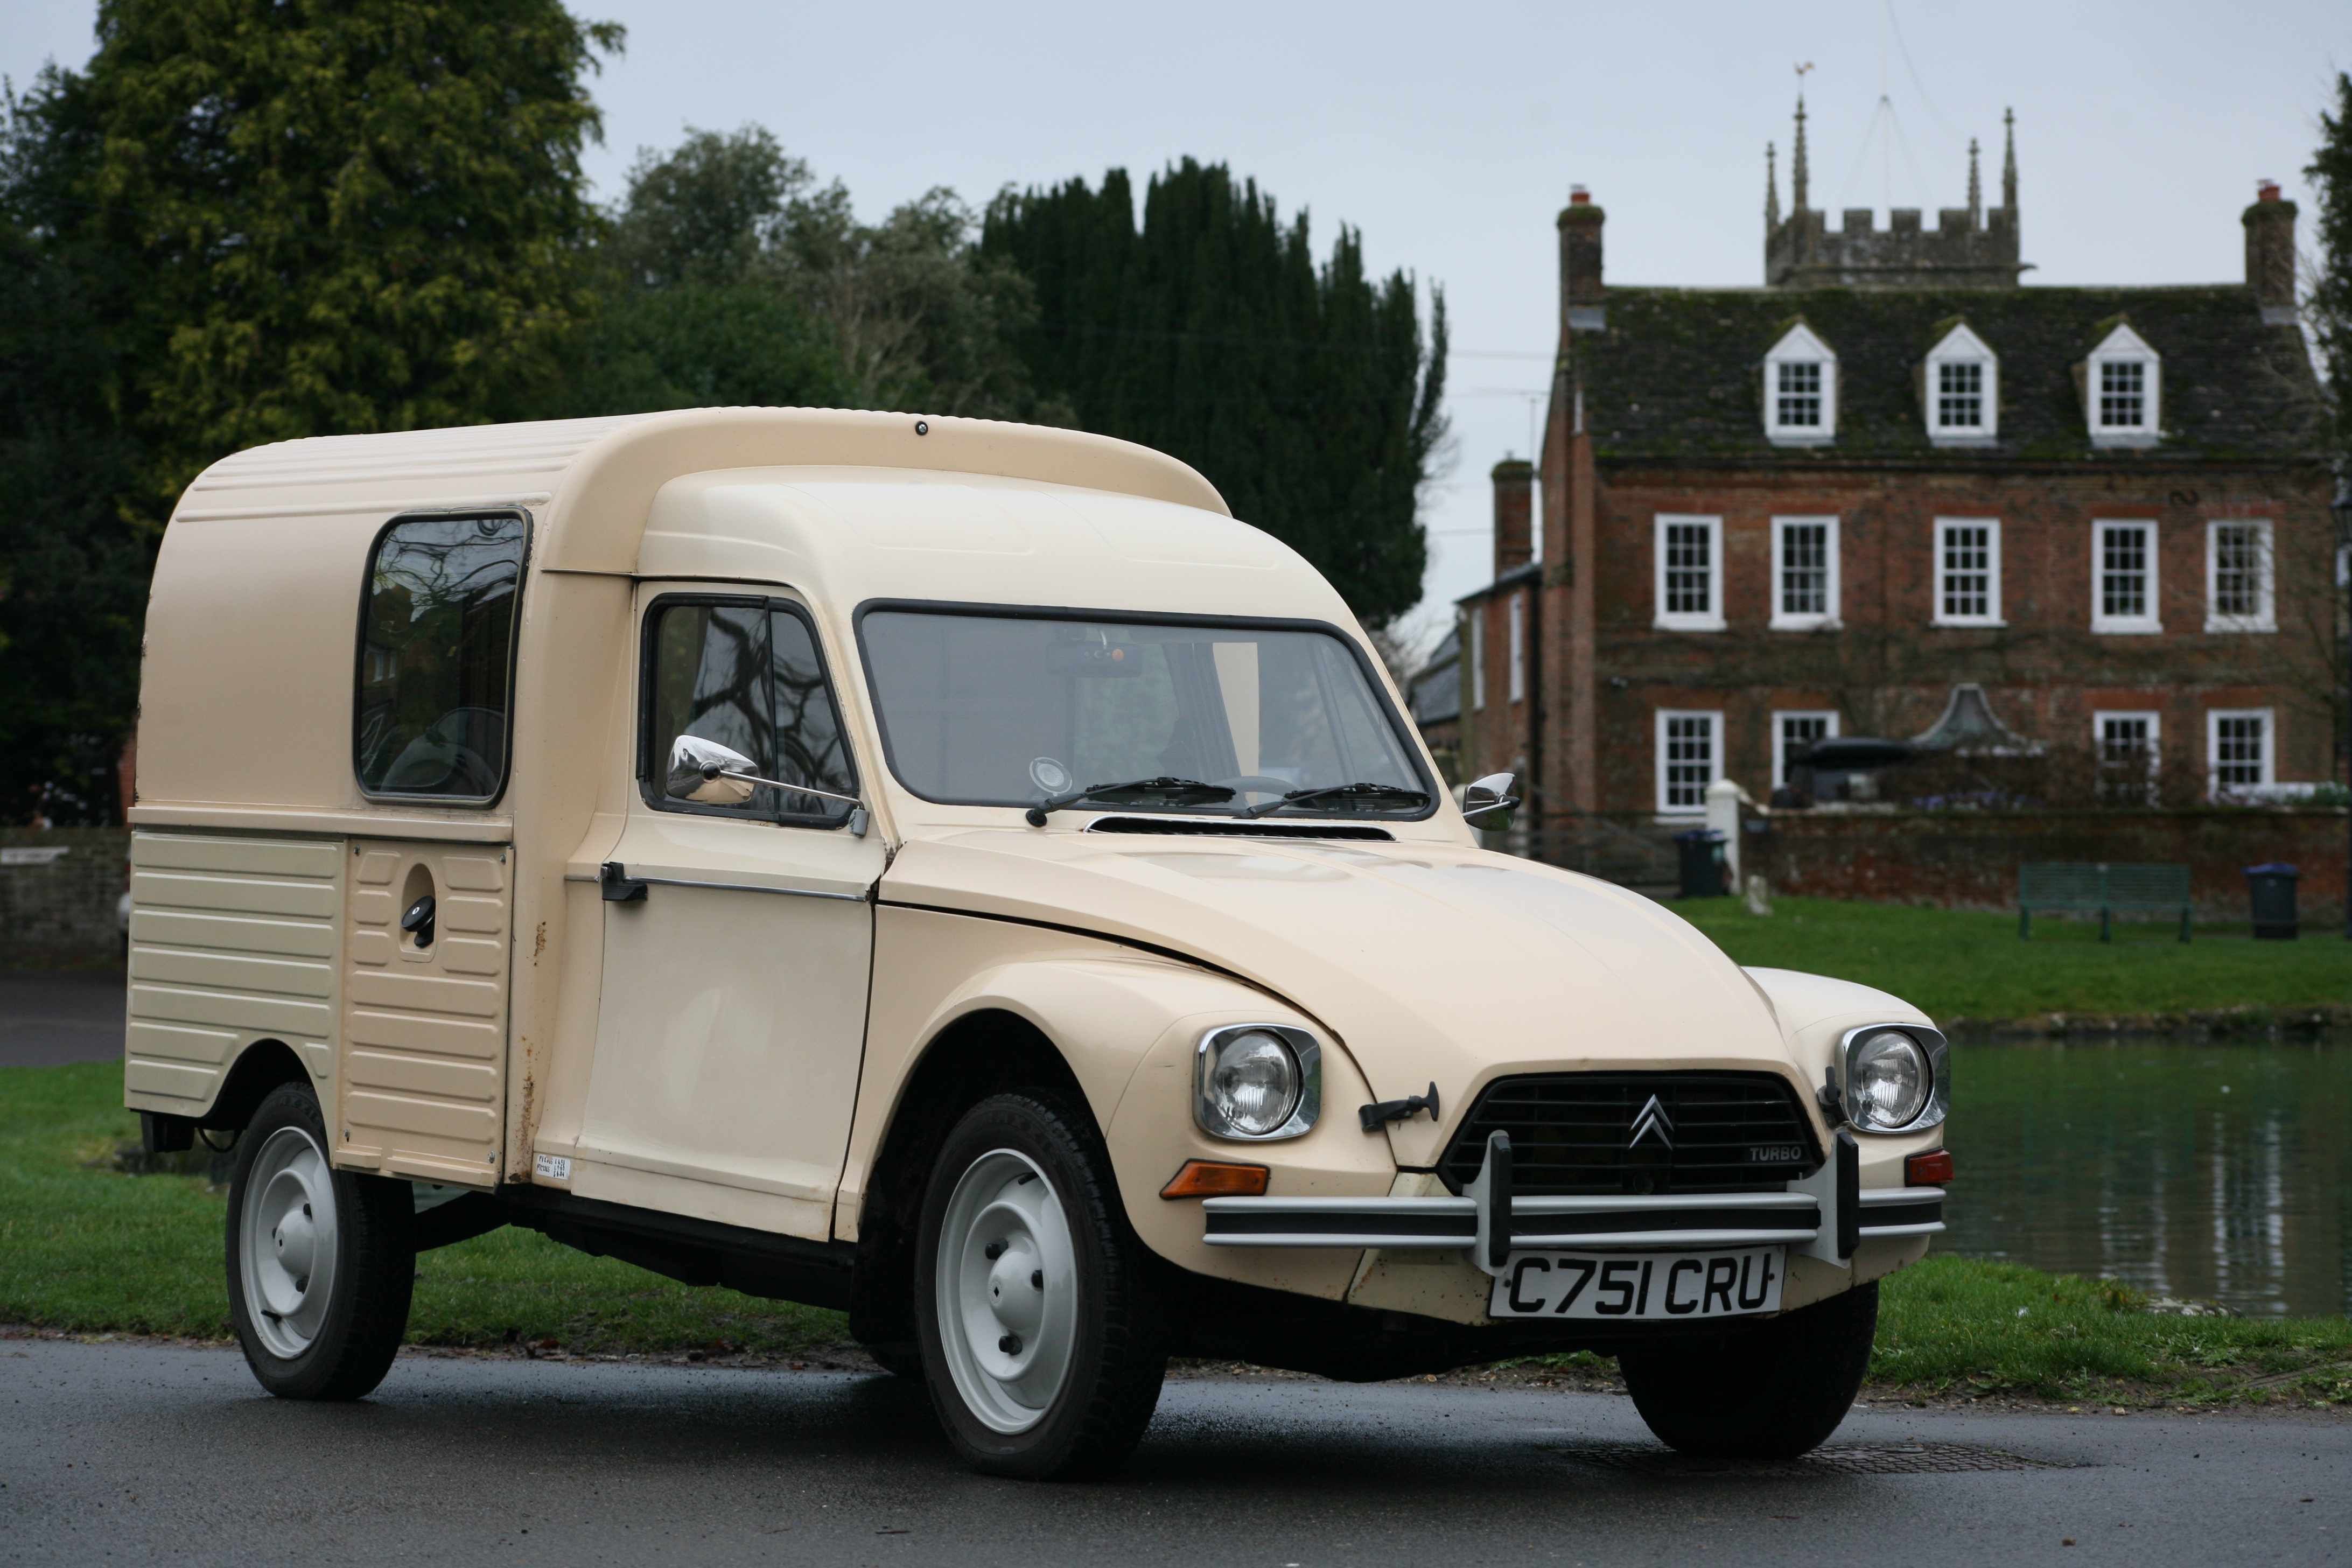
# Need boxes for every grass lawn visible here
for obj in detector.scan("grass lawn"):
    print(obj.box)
[0,1060,846,1357]
[1674,894,2352,1024]
[9,1060,2350,1404]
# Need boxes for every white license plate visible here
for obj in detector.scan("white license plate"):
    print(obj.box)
[1488,1246,1786,1320]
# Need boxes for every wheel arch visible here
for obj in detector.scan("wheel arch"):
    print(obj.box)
[201,1039,316,1132]
[848,1005,1091,1354]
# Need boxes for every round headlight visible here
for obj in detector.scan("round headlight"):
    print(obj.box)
[1207,1030,1301,1137]
[1849,1029,1929,1129]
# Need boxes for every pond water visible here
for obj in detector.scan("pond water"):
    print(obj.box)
[1940,1034,2350,1318]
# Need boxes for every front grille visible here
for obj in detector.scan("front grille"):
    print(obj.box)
[1439,1072,1821,1196]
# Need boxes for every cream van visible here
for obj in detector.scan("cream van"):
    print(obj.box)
[125,408,1950,1478]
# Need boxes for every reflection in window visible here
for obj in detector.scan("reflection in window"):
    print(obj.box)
[355,515,526,799]
[859,612,1423,814]
[646,600,856,821]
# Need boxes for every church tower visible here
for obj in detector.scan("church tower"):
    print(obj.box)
[1763,100,2024,288]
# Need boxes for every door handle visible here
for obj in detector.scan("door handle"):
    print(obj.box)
[600,862,648,902]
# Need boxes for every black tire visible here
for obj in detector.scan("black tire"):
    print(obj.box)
[914,1093,1167,1480]
[225,1081,416,1400]
[1619,1282,1878,1459]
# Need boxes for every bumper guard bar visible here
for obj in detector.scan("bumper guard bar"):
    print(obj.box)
[1200,1131,1945,1274]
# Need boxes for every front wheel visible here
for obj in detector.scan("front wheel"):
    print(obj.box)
[914,1093,1167,1479]
[225,1081,416,1400]
[1618,1282,1878,1459]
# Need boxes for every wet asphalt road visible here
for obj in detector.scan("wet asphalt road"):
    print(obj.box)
[0,972,123,1068]
[2,1340,2343,1566]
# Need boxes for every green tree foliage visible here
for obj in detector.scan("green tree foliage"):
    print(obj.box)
[2311,73,2352,472]
[548,126,842,417]
[0,0,619,820]
[551,125,1047,422]
[982,159,1448,627]
[0,190,148,821]
[39,0,620,511]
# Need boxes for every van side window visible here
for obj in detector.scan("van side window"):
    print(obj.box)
[645,598,857,823]
[355,514,527,800]
[769,608,859,815]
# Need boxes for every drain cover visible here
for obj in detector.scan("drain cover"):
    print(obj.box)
[1549,1441,2073,1476]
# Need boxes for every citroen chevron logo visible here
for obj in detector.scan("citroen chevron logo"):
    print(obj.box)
[1628,1094,1675,1150]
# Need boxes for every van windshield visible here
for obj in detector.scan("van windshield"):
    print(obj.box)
[859,610,1431,816]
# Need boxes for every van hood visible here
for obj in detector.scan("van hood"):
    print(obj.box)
[878,829,1802,1168]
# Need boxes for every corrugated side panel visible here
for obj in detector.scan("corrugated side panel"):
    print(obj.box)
[125,832,344,1108]
[341,841,513,1186]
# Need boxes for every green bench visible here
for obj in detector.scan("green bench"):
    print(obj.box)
[2018,862,2193,942]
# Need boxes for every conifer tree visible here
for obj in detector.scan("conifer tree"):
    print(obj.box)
[983,160,1447,628]
[2309,73,2352,473]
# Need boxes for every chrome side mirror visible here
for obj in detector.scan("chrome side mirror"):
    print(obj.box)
[1461,772,1521,825]
[664,733,866,814]
[667,734,761,804]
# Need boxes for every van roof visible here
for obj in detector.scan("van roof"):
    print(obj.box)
[172,407,1231,565]
[135,407,1386,835]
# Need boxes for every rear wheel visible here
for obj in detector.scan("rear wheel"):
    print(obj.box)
[226,1081,416,1401]
[914,1093,1167,1479]
[1619,1282,1877,1459]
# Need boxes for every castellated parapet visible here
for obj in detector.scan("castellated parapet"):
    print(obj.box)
[1765,102,2025,289]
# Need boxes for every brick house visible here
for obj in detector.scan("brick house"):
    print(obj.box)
[1449,108,2340,830]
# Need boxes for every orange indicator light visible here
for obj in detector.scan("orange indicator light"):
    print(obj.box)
[1159,1160,1270,1199]
[1905,1149,1954,1186]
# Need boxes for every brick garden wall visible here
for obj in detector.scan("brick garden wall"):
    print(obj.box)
[1753,807,2348,927]
[0,827,130,967]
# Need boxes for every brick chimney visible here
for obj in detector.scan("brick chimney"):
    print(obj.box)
[1491,459,1534,576]
[1559,186,1605,331]
[2243,179,2298,322]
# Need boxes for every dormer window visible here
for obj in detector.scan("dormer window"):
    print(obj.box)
[1762,323,1837,445]
[1923,323,1998,445]
[1779,362,1822,426]
[2083,323,2161,448]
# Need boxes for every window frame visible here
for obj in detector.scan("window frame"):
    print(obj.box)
[1923,321,1999,445]
[1930,517,2005,628]
[2092,709,2162,803]
[1772,710,1841,789]
[2206,708,2275,799]
[1653,514,1726,632]
[1769,515,1841,631]
[1762,323,1838,446]
[1468,603,1486,711]
[636,590,862,828]
[849,597,1440,820]
[350,506,533,808]
[1507,592,1526,704]
[2090,519,2163,635]
[2204,519,2278,633]
[2085,323,2162,447]
[1655,708,1724,816]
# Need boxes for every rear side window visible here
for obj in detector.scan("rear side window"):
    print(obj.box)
[355,513,528,800]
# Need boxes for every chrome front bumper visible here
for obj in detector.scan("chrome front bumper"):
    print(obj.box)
[1202,1130,1944,1276]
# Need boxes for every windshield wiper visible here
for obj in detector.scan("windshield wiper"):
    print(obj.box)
[1024,776,1236,827]
[1242,782,1432,820]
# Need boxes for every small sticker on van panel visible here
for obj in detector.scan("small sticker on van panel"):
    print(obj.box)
[533,1152,572,1181]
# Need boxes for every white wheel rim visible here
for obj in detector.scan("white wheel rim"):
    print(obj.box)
[935,1148,1078,1434]
[239,1125,339,1360]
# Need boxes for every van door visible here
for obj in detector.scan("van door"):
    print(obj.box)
[575,590,883,1241]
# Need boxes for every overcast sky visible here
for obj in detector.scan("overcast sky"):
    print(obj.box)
[8,1,2349,654]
